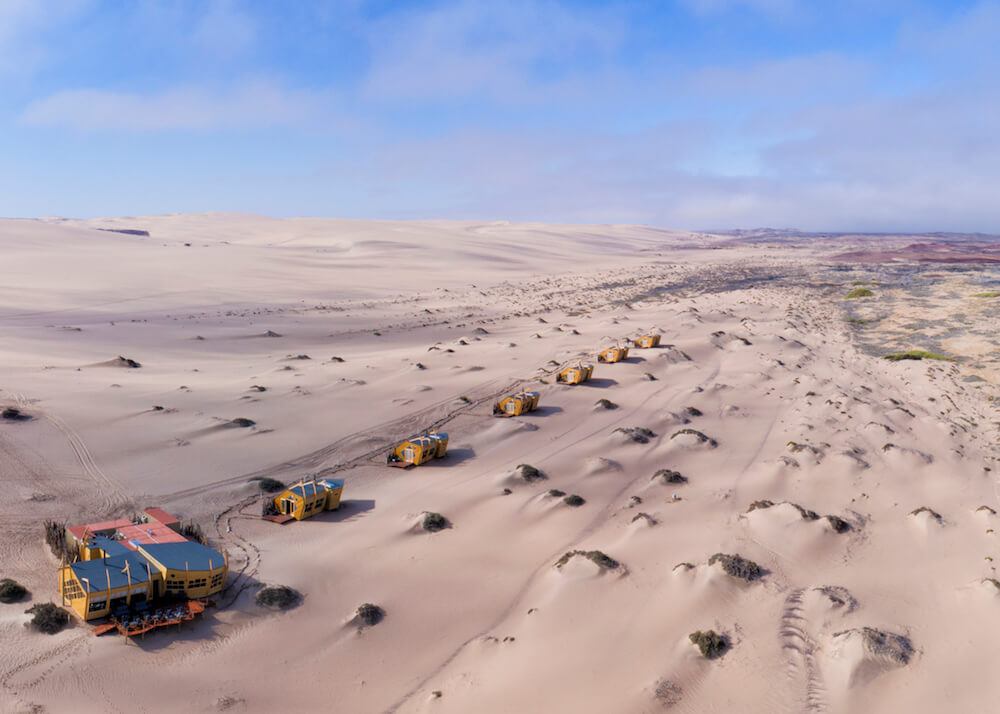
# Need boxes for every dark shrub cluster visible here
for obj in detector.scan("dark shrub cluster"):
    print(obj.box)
[689,629,729,659]
[256,585,301,610]
[708,553,764,582]
[0,578,27,603]
[26,603,70,634]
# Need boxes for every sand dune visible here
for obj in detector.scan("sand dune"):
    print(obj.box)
[0,216,997,713]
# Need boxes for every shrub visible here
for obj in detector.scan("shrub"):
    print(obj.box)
[0,578,27,603]
[25,603,69,634]
[884,350,952,362]
[972,291,1000,298]
[250,476,285,493]
[631,512,657,525]
[116,355,142,368]
[684,406,703,417]
[746,499,775,512]
[826,515,851,533]
[256,585,301,610]
[654,469,687,484]
[555,550,619,570]
[910,506,943,522]
[230,417,256,428]
[614,427,656,443]
[515,464,546,482]
[2,407,29,421]
[179,521,208,545]
[547,489,566,497]
[355,603,384,627]
[563,494,585,507]
[708,553,764,581]
[845,287,874,299]
[670,429,718,447]
[594,398,618,410]
[689,630,729,659]
[422,512,449,532]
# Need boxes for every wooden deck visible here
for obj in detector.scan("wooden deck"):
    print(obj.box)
[262,514,295,524]
[94,600,207,638]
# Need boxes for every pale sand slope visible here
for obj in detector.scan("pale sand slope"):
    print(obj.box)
[0,215,997,714]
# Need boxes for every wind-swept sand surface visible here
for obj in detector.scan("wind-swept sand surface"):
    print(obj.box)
[0,216,997,713]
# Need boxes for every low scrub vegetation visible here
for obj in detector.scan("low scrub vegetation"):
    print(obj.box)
[689,630,730,659]
[515,464,546,482]
[846,287,874,299]
[355,603,385,627]
[563,494,585,507]
[883,350,952,362]
[256,584,301,610]
[250,476,285,492]
[653,469,687,484]
[0,578,27,603]
[708,553,764,581]
[555,550,620,571]
[26,603,69,634]
[422,512,449,532]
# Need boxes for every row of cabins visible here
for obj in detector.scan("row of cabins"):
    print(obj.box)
[59,508,228,622]
[558,332,660,385]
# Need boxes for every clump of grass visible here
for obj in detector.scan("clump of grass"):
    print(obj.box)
[594,398,618,410]
[910,506,943,522]
[670,429,718,447]
[515,464,546,482]
[846,287,874,299]
[972,291,1000,298]
[653,469,687,484]
[457,395,471,404]
[422,512,449,532]
[977,505,997,515]
[746,499,775,512]
[548,489,566,497]
[684,406,703,417]
[255,584,301,610]
[355,603,384,627]
[826,515,851,533]
[689,630,730,659]
[614,426,656,443]
[555,550,620,570]
[25,603,69,634]
[250,476,285,492]
[708,553,765,581]
[563,494,585,507]
[631,512,657,525]
[884,350,952,362]
[229,417,257,427]
[2,407,30,421]
[0,578,27,603]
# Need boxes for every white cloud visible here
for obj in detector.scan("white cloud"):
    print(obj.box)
[20,80,335,132]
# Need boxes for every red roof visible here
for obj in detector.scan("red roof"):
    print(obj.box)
[67,508,180,544]
[143,507,179,526]
[67,518,131,542]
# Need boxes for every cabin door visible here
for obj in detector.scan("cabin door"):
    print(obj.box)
[282,499,294,515]
[404,447,416,463]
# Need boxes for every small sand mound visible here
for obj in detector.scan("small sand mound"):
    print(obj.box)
[909,506,943,524]
[658,345,692,363]
[555,550,620,571]
[227,418,256,428]
[881,443,934,464]
[104,355,141,368]
[652,469,687,485]
[669,429,718,448]
[631,512,657,526]
[613,426,656,444]
[830,627,914,686]
[583,457,621,475]
[512,464,546,482]
[594,398,618,410]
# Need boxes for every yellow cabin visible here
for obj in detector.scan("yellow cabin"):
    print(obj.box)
[273,478,345,520]
[633,334,661,349]
[597,345,629,363]
[58,537,228,622]
[556,364,594,385]
[387,431,449,467]
[494,391,541,417]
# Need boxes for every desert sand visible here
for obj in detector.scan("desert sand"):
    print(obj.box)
[1,215,998,713]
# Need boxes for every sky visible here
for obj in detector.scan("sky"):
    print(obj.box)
[1,0,998,231]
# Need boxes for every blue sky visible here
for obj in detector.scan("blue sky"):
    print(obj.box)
[1,0,998,231]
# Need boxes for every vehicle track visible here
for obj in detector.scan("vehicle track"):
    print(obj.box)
[780,588,828,713]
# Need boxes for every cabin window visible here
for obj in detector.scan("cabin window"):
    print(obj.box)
[89,600,107,612]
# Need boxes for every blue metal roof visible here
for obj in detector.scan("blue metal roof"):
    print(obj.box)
[89,535,131,557]
[71,552,153,593]
[138,541,225,572]
[317,478,344,490]
[289,481,323,499]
